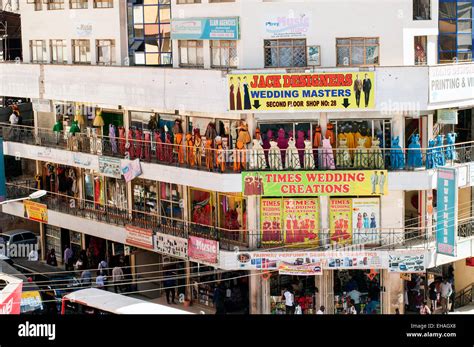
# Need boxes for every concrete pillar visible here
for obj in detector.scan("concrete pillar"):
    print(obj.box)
[319,196,329,247]
[247,196,258,249]
[35,160,46,261]
[249,270,261,314]
[185,260,191,301]
[320,270,334,313]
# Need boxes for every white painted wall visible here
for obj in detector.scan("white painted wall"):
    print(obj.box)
[172,0,438,69]
[20,0,128,65]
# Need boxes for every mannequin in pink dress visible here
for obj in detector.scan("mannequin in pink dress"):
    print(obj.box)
[277,128,288,168]
[296,130,305,168]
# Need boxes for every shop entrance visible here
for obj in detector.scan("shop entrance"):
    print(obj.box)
[270,274,318,314]
[334,269,382,314]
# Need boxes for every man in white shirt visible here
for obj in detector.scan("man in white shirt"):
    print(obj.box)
[8,111,19,140]
[9,111,19,125]
[348,288,362,313]
[28,249,38,261]
[283,288,295,315]
[317,305,325,314]
[440,279,453,314]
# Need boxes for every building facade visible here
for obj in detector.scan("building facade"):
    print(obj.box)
[0,0,474,314]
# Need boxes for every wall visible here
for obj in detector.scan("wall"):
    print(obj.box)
[454,259,474,293]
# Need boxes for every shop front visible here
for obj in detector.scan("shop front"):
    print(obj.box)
[83,170,127,211]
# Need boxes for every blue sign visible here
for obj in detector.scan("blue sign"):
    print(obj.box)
[0,138,5,202]
[436,167,457,256]
[171,17,239,40]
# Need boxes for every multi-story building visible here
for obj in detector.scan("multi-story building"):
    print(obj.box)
[0,0,474,314]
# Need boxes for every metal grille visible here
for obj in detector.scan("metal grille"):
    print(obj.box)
[264,39,306,68]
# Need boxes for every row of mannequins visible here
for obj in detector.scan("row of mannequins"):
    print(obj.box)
[249,123,385,170]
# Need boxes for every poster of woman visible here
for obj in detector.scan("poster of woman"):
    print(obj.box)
[329,198,352,245]
[352,198,381,245]
[282,198,319,245]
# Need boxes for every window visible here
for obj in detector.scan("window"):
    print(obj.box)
[96,39,115,65]
[34,0,42,11]
[414,36,427,65]
[30,40,48,63]
[72,39,91,64]
[50,40,67,64]
[211,40,237,68]
[179,40,204,67]
[413,0,431,20]
[70,0,88,9]
[336,37,379,66]
[47,0,65,10]
[177,0,201,3]
[94,0,113,8]
[209,0,235,2]
[264,39,306,68]
[160,182,183,221]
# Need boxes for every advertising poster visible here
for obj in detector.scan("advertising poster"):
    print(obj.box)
[125,225,154,250]
[329,198,352,245]
[324,252,384,270]
[23,200,48,223]
[352,198,380,245]
[264,12,311,39]
[228,72,375,111]
[388,253,427,273]
[436,168,457,256]
[171,17,239,40]
[278,261,322,276]
[242,170,388,197]
[260,199,283,245]
[429,64,474,103]
[98,156,122,178]
[121,159,142,183]
[282,198,319,245]
[155,232,188,259]
[188,236,219,265]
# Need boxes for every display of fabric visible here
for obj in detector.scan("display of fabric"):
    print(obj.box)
[144,131,151,162]
[215,136,225,173]
[164,132,173,163]
[134,128,143,159]
[277,128,288,167]
[445,133,457,161]
[268,139,283,170]
[296,130,305,165]
[285,137,301,169]
[186,132,195,167]
[435,135,446,167]
[127,129,135,159]
[390,136,405,170]
[313,125,322,149]
[325,122,335,147]
[154,129,164,161]
[369,137,385,169]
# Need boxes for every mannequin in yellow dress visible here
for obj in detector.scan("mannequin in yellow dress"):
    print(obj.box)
[353,137,368,168]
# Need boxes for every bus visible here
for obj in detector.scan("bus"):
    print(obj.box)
[61,288,194,315]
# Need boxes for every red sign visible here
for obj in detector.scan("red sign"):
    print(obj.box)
[0,276,23,315]
[188,236,219,264]
[125,225,154,249]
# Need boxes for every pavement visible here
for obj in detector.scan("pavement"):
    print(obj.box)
[130,294,215,315]
[449,303,474,314]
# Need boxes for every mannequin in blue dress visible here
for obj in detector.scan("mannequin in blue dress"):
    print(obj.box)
[407,134,423,168]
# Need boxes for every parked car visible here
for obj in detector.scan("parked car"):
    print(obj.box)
[0,229,38,248]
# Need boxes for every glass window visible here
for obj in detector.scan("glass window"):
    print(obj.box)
[30,40,48,63]
[179,40,204,67]
[336,38,379,66]
[70,0,87,9]
[160,182,183,221]
[414,36,427,65]
[439,19,457,33]
[177,0,201,3]
[106,177,127,209]
[50,39,67,64]
[96,39,115,65]
[190,188,214,227]
[438,51,456,63]
[439,34,456,51]
[94,0,113,8]
[218,193,247,231]
[211,40,238,68]
[457,20,472,33]
[264,39,306,68]
[457,34,472,51]
[439,2,456,19]
[72,40,91,64]
[48,0,64,10]
[457,2,472,20]
[413,0,431,20]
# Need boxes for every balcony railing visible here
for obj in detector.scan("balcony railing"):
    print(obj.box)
[6,181,435,251]
[1,123,472,174]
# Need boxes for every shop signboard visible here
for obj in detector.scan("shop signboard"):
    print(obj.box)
[264,12,311,38]
[0,138,5,202]
[324,251,384,269]
[260,198,283,245]
[227,72,375,112]
[351,198,380,245]
[125,225,154,250]
[242,170,387,197]
[23,200,48,223]
[121,159,142,183]
[278,261,322,276]
[329,198,352,246]
[282,198,319,245]
[98,156,122,178]
[429,64,474,104]
[155,232,188,259]
[188,236,219,265]
[437,109,458,124]
[388,253,427,273]
[436,168,457,257]
[0,275,22,314]
[171,17,239,40]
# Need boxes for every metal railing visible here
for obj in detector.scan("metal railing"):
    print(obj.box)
[0,123,472,173]
[454,283,474,309]
[6,181,436,251]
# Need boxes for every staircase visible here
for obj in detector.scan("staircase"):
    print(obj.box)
[454,283,474,309]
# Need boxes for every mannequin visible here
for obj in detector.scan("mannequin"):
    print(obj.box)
[234,121,251,171]
[313,125,322,149]
[144,131,151,161]
[109,124,117,155]
[186,132,195,167]
[435,135,446,167]
[118,126,126,156]
[426,139,436,169]
[193,128,203,167]
[303,138,315,169]
[164,130,173,163]
[263,129,273,166]
[353,137,368,168]
[172,119,184,164]
[205,138,214,171]
[154,129,164,161]
[215,136,225,172]
[296,130,305,165]
[285,137,300,169]
[325,122,335,147]
[445,132,457,161]
[390,136,405,170]
[250,138,267,170]
[127,128,135,159]
[134,128,143,159]
[407,134,423,169]
[369,137,384,169]
[268,139,283,170]
[320,138,335,169]
[336,138,352,168]
[277,128,288,167]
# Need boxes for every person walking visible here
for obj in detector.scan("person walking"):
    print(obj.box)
[440,278,453,314]
[46,248,57,266]
[283,287,295,315]
[96,272,106,290]
[63,245,73,271]
[429,282,438,312]
[163,270,176,304]
[80,267,92,287]
[112,265,125,293]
